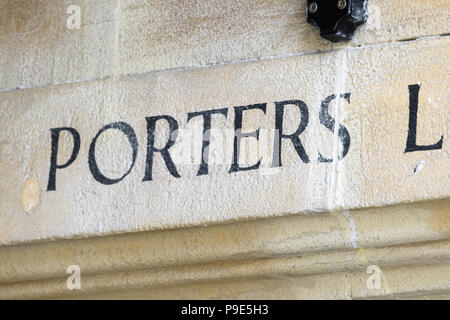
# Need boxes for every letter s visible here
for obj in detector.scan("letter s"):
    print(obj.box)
[318,93,351,162]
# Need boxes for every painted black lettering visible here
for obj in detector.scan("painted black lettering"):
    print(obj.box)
[143,115,181,181]
[405,84,443,153]
[272,100,309,167]
[318,93,351,162]
[187,108,228,176]
[229,104,267,173]
[88,122,138,185]
[47,127,81,191]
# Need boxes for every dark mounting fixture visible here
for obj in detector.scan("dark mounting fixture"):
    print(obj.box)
[307,0,369,42]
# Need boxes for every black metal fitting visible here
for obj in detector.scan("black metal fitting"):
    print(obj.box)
[307,0,369,42]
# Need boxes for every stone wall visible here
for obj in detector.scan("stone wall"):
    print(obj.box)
[0,0,449,299]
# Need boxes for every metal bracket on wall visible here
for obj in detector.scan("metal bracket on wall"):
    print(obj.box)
[307,0,369,42]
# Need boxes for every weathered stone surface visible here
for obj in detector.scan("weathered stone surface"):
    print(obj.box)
[337,37,450,209]
[0,0,116,91]
[34,263,450,299]
[0,49,340,244]
[86,263,450,300]
[2,0,449,91]
[0,37,448,245]
[118,0,450,75]
[0,199,448,288]
[1,0,449,302]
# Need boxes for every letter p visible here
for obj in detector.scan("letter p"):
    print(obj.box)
[47,128,81,191]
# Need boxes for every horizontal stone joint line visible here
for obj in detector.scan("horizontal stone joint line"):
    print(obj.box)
[1,33,449,95]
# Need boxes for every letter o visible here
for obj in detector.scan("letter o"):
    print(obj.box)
[88,122,138,185]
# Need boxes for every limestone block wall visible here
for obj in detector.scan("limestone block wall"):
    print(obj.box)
[0,0,449,299]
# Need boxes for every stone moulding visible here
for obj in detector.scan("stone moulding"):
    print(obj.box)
[0,199,448,299]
